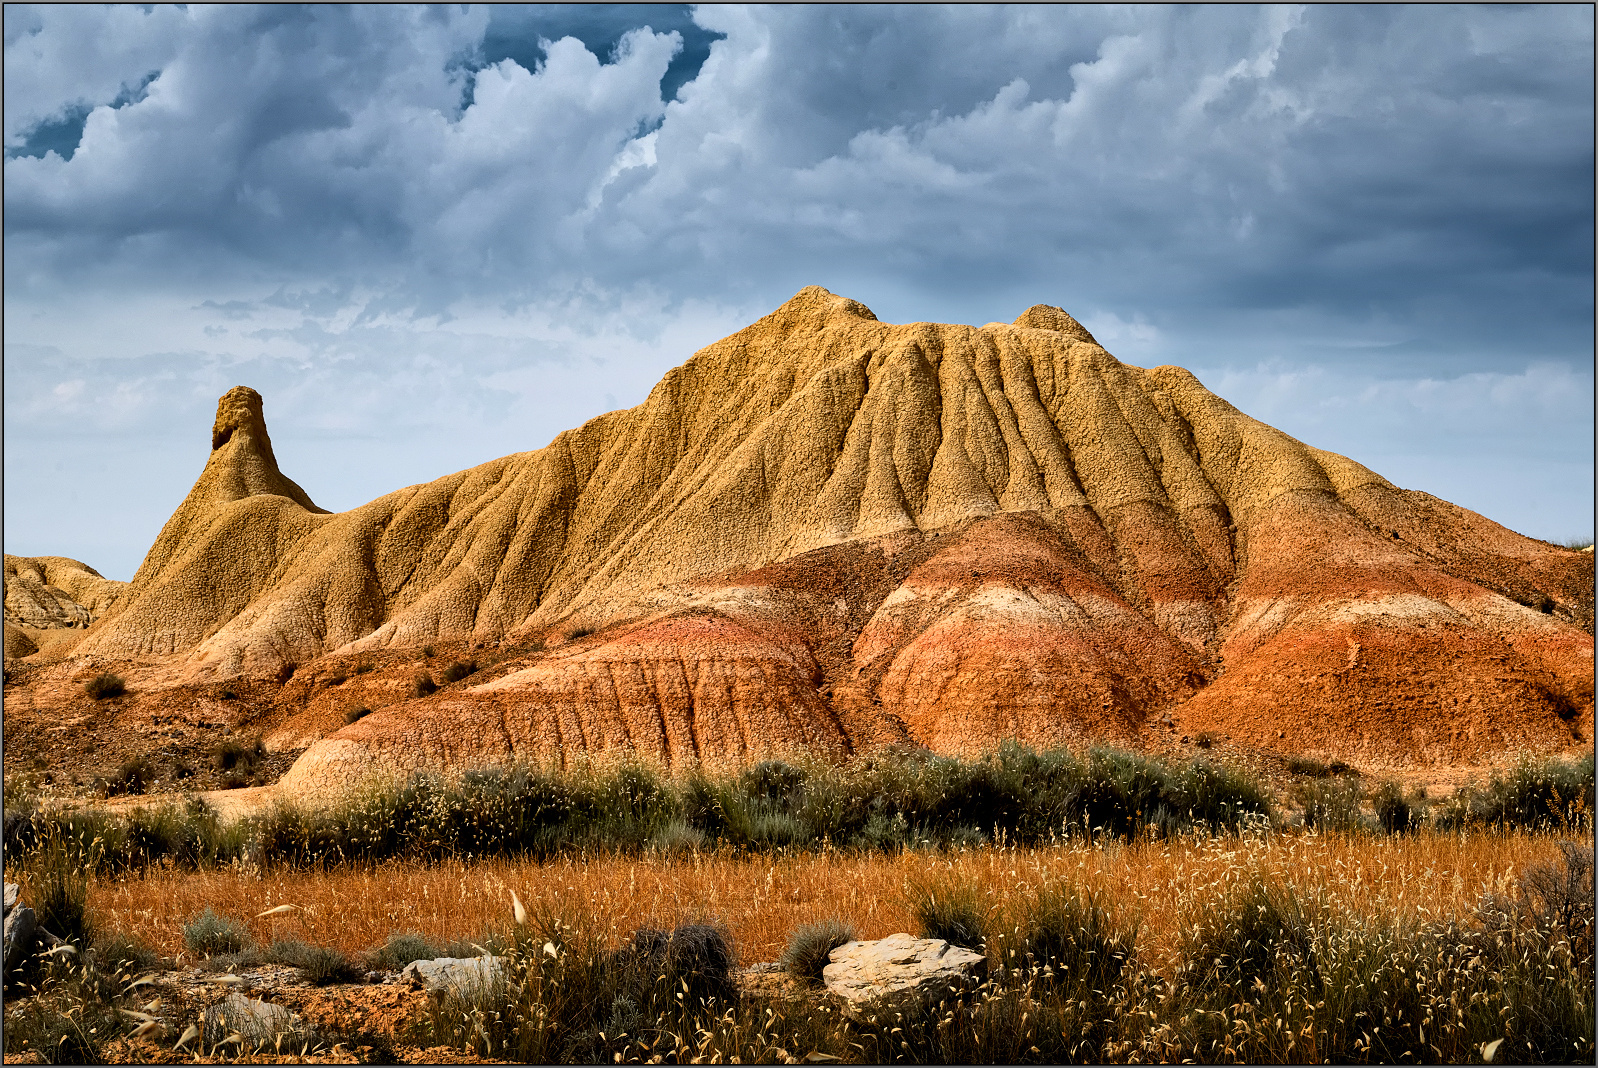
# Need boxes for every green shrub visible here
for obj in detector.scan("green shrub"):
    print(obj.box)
[648,817,707,856]
[1286,755,1334,777]
[213,736,264,774]
[1293,775,1367,833]
[268,938,360,985]
[440,660,477,684]
[183,907,251,956]
[367,931,443,972]
[780,918,856,983]
[1371,780,1424,834]
[1438,753,1594,831]
[82,671,125,700]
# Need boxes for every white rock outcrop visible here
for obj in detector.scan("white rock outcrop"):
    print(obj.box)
[822,933,988,1020]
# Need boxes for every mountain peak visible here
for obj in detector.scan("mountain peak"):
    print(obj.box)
[1012,304,1097,344]
[201,386,324,513]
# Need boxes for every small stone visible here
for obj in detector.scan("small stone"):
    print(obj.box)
[3,883,18,915]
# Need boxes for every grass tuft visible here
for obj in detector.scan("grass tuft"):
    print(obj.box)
[780,918,856,983]
[906,875,988,948]
[268,937,361,985]
[182,906,251,957]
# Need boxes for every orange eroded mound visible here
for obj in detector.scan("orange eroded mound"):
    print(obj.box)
[16,286,1589,790]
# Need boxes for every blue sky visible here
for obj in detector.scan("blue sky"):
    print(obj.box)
[5,4,1593,580]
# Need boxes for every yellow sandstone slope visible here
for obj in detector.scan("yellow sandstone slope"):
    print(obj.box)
[50,286,1590,786]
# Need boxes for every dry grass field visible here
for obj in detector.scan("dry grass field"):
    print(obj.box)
[4,747,1591,1064]
[89,828,1566,970]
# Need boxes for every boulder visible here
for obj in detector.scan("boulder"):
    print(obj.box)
[398,955,505,998]
[822,933,988,1020]
[3,904,38,981]
[203,992,313,1051]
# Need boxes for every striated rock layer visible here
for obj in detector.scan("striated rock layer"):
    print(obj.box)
[22,287,1591,790]
[4,555,128,661]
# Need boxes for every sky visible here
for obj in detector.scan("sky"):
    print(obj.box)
[5,3,1593,581]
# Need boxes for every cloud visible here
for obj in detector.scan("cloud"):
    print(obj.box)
[4,4,1592,576]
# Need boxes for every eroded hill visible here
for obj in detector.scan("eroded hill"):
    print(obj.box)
[6,287,1592,795]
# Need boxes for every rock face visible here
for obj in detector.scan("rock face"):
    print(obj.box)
[4,554,128,661]
[20,286,1592,783]
[822,933,988,1019]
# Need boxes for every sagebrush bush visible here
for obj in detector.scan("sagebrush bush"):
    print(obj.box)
[6,743,1285,875]
[1371,780,1425,834]
[1293,774,1366,833]
[367,931,442,972]
[780,918,856,983]
[1438,753,1594,831]
[411,673,439,698]
[183,906,251,956]
[213,736,264,773]
[268,938,360,985]
[82,671,125,700]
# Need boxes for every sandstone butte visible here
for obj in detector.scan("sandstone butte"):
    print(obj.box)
[4,287,1593,800]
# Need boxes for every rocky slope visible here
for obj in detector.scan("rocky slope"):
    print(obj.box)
[8,287,1592,793]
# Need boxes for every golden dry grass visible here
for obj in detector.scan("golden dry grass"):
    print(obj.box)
[89,828,1569,970]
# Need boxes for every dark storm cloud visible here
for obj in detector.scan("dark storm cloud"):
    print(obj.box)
[6,4,1589,357]
[4,4,1592,576]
